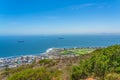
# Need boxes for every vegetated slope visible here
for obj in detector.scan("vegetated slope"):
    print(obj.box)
[7,67,62,80]
[1,45,120,80]
[72,45,120,80]
[2,54,90,80]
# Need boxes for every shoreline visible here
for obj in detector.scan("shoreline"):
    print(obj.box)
[0,46,102,69]
[0,46,103,59]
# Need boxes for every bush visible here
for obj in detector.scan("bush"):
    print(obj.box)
[2,64,34,77]
[104,73,120,80]
[71,45,120,80]
[7,67,62,80]
[39,59,56,67]
[39,59,52,65]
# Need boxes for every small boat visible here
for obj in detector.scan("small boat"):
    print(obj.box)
[18,40,24,43]
[58,37,64,39]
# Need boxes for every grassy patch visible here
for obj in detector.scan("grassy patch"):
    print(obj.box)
[61,48,95,55]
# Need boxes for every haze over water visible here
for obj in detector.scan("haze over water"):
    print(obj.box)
[0,35,120,57]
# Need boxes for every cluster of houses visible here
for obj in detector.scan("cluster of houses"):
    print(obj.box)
[0,55,36,69]
[0,48,81,70]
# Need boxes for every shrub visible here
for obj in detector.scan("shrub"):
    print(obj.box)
[104,73,120,80]
[71,45,120,80]
[7,67,62,80]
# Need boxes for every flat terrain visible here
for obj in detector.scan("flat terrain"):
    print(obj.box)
[61,48,95,55]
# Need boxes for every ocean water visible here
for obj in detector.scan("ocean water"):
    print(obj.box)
[0,35,120,57]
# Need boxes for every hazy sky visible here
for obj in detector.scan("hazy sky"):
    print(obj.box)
[0,0,120,35]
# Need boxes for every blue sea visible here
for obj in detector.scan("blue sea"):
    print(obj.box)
[0,35,120,57]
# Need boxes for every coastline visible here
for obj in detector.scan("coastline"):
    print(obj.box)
[0,46,104,58]
[0,46,104,69]
[0,35,120,57]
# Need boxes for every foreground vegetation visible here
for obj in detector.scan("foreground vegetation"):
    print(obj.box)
[8,67,62,80]
[0,45,120,80]
[72,45,120,80]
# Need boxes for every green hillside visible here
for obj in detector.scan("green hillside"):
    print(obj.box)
[1,45,120,80]
[72,45,120,80]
